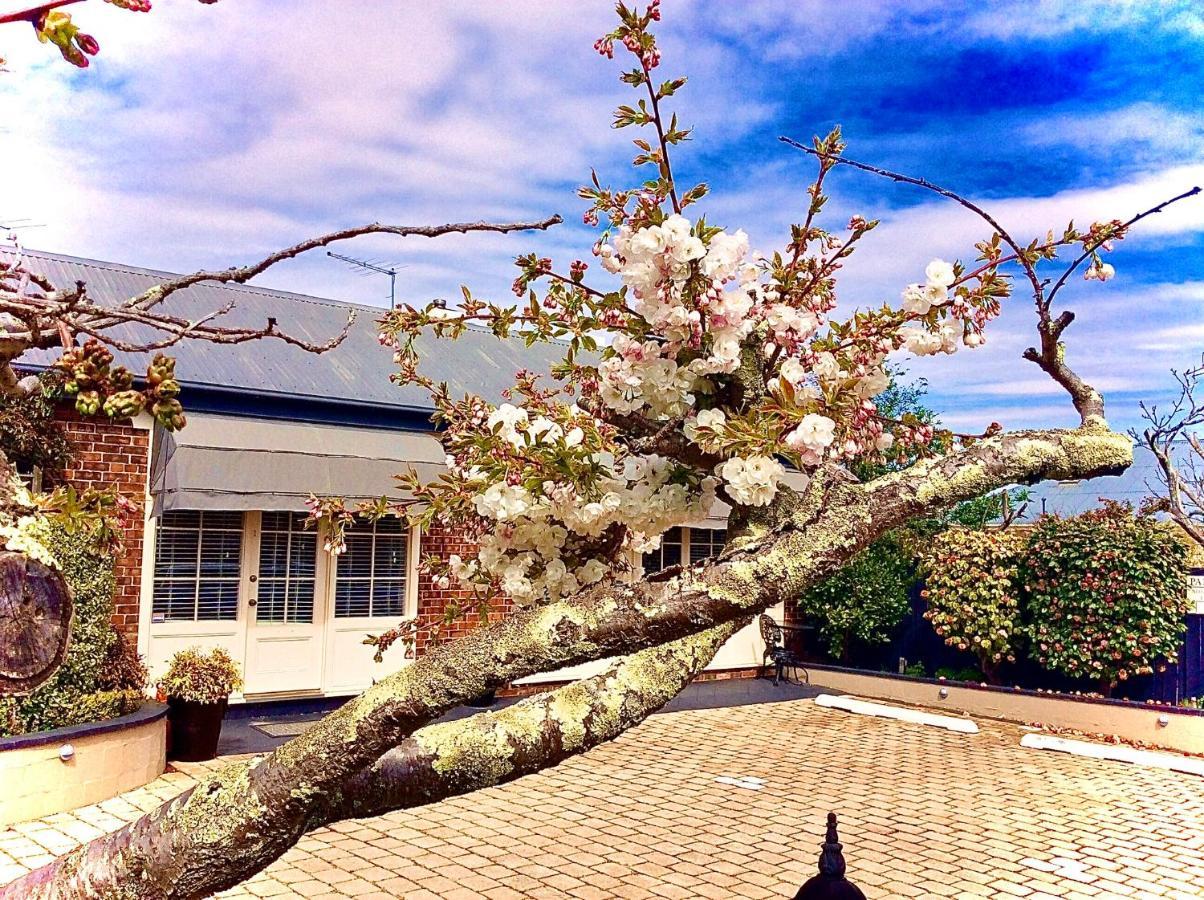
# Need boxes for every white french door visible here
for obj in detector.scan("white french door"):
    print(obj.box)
[242,511,328,695]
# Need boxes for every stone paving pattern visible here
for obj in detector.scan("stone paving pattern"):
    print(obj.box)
[2,698,1202,899]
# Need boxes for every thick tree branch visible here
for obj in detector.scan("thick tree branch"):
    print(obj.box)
[326,620,741,823]
[1,424,1133,900]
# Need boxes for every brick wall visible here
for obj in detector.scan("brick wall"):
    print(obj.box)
[56,411,150,637]
[413,525,765,696]
[413,524,512,658]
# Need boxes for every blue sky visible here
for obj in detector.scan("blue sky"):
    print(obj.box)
[2,0,1203,432]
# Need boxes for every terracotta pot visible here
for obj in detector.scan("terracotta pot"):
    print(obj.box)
[166,697,228,762]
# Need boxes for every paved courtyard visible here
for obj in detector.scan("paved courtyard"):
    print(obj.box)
[2,696,1202,899]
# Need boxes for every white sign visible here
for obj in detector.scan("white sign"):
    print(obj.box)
[1188,572,1204,615]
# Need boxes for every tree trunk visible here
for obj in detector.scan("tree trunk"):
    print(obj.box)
[0,550,73,696]
[0,425,1132,899]
[0,450,75,697]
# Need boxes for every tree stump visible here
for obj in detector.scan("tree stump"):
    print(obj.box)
[0,550,73,695]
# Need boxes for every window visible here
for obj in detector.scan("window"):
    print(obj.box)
[642,526,684,574]
[335,516,409,618]
[152,511,243,622]
[11,460,41,492]
[257,512,317,624]
[688,527,727,565]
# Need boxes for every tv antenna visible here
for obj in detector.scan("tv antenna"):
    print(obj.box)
[0,218,47,234]
[326,251,404,309]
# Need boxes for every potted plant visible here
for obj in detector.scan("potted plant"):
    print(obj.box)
[158,647,242,762]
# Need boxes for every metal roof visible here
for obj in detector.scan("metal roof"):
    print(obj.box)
[5,248,567,419]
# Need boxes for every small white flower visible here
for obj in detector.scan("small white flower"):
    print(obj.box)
[925,259,956,289]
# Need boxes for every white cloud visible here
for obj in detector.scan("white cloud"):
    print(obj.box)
[1,1,1201,435]
[1023,102,1204,158]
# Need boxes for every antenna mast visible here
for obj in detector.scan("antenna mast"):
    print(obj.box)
[326,251,400,309]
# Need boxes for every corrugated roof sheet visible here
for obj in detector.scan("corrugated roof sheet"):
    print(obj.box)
[5,248,567,412]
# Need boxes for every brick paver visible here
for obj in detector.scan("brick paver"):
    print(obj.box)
[2,698,1202,898]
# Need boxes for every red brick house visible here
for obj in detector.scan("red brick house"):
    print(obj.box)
[18,250,778,701]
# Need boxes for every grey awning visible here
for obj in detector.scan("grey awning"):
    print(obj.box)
[151,413,445,514]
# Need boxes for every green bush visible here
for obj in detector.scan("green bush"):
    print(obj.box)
[1024,502,1189,692]
[918,529,1023,683]
[797,531,915,661]
[935,666,986,683]
[0,522,146,737]
[159,647,242,704]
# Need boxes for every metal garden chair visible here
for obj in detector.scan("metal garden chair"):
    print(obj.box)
[760,613,809,686]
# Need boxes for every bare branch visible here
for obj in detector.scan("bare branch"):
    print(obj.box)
[778,135,1045,302]
[779,136,1202,429]
[0,0,83,26]
[1137,354,1204,547]
[122,216,564,313]
[1045,185,1201,307]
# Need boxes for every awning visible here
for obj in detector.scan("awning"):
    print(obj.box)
[149,413,813,522]
[150,413,446,514]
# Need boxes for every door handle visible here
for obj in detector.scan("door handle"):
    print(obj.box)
[248,599,258,607]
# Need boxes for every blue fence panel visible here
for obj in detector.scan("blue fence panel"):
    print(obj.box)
[1182,614,1204,700]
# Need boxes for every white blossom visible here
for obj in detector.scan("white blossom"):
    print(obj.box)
[785,413,837,454]
[718,455,785,507]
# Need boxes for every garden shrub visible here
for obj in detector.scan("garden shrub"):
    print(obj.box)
[1023,502,1188,693]
[0,522,146,737]
[918,528,1023,683]
[797,531,915,661]
[935,665,986,683]
[159,647,243,704]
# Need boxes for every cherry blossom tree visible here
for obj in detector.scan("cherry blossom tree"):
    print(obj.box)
[3,2,1201,897]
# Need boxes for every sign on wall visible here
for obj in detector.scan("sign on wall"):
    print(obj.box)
[1188,570,1204,615]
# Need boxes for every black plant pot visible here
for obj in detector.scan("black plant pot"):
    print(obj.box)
[167,697,229,762]
[466,689,496,709]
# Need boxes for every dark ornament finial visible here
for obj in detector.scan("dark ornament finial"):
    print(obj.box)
[792,812,867,900]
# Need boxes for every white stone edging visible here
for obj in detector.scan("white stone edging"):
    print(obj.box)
[814,693,979,734]
[1019,733,1204,777]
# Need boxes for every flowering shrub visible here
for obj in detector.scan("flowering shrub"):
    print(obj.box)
[159,647,242,705]
[919,529,1024,682]
[797,531,915,660]
[300,1,1132,634]
[1024,503,1188,692]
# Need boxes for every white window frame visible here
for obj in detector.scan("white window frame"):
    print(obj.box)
[687,526,727,565]
[150,510,245,623]
[636,526,727,579]
[256,511,319,625]
[641,525,685,575]
[332,516,416,620]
